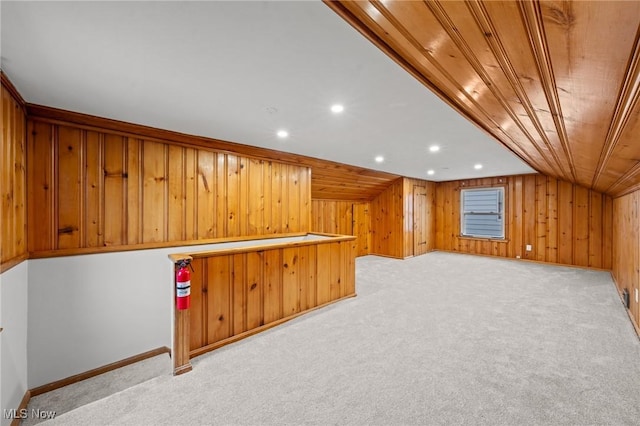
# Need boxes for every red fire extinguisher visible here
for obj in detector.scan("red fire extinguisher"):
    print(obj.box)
[176,260,191,310]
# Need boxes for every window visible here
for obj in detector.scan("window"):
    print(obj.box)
[460,187,505,238]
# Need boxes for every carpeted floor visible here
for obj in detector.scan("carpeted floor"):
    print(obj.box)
[31,252,640,425]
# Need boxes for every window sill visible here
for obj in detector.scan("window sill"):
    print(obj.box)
[458,235,509,243]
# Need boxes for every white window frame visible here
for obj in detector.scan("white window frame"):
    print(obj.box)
[460,187,505,239]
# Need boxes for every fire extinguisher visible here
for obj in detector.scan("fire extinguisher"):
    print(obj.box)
[176,260,191,310]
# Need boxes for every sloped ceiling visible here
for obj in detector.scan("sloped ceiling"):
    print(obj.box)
[0,0,536,202]
[327,0,640,197]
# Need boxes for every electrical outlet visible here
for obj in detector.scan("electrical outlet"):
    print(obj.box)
[525,244,532,251]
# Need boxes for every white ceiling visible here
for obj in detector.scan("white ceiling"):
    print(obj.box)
[1,0,535,182]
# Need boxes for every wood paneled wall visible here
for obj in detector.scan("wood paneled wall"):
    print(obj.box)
[369,177,435,258]
[187,238,356,359]
[403,178,436,258]
[435,174,613,269]
[27,118,311,255]
[370,178,404,258]
[311,199,371,256]
[612,191,640,330]
[1,79,27,270]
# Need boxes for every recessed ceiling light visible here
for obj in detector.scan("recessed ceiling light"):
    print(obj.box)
[375,155,384,163]
[277,130,289,138]
[331,104,344,113]
[427,170,435,175]
[474,163,483,170]
[429,145,440,152]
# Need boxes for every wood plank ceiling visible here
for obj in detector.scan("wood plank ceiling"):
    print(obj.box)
[325,0,640,197]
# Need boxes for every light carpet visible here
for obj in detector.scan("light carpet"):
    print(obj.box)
[33,252,640,425]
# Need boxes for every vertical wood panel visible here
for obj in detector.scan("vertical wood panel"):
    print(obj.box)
[573,186,590,266]
[288,166,300,232]
[263,161,273,234]
[546,176,559,263]
[126,138,142,245]
[227,155,240,237]
[281,164,290,232]
[13,96,27,257]
[28,121,55,252]
[282,247,300,316]
[602,195,614,270]
[104,135,126,246]
[215,153,227,238]
[184,147,197,241]
[557,180,574,265]
[85,131,103,247]
[612,191,640,329]
[248,159,263,235]
[298,245,311,311]
[246,251,263,329]
[330,242,341,300]
[299,167,311,232]
[56,126,83,249]
[513,177,523,259]
[142,141,166,243]
[316,243,331,305]
[207,256,232,344]
[370,178,404,258]
[589,192,603,268]
[189,258,205,351]
[263,249,282,324]
[1,85,27,265]
[197,150,215,239]
[168,145,185,241]
[522,176,536,260]
[231,253,247,335]
[535,175,547,262]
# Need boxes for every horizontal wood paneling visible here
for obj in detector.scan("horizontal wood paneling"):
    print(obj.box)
[187,238,356,358]
[612,191,640,330]
[311,199,371,256]
[435,174,613,269]
[1,79,27,269]
[27,117,311,255]
[27,104,399,202]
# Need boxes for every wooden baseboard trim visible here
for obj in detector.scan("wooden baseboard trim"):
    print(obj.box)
[625,305,640,339]
[190,293,357,360]
[1,253,28,274]
[610,273,640,340]
[9,390,31,426]
[432,249,611,272]
[29,346,170,397]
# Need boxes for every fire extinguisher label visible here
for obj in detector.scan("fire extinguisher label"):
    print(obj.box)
[177,280,191,297]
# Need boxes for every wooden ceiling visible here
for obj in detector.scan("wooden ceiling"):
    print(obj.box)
[326,0,640,197]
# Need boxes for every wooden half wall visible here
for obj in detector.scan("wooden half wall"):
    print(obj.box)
[612,190,640,331]
[26,113,311,256]
[435,174,613,269]
[1,76,27,271]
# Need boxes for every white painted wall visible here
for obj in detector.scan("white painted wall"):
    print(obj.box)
[1,261,28,426]
[27,248,177,388]
[18,234,327,390]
